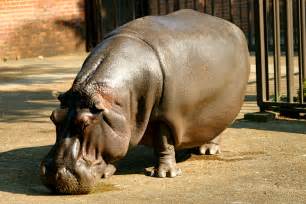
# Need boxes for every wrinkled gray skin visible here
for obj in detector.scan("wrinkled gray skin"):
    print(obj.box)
[40,9,250,194]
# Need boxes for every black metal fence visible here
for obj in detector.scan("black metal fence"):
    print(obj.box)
[85,0,256,51]
[85,0,306,116]
[85,0,149,50]
[255,0,306,115]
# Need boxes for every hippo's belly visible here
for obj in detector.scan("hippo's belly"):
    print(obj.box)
[122,10,250,148]
[155,40,249,148]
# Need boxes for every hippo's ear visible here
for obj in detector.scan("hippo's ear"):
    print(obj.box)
[57,93,67,108]
[57,93,64,102]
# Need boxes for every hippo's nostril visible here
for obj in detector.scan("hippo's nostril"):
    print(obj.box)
[40,163,46,176]
[56,167,68,180]
[41,159,54,176]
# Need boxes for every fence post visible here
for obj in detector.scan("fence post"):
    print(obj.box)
[263,0,270,101]
[211,0,214,15]
[298,0,306,103]
[254,0,267,111]
[174,0,180,11]
[302,0,306,81]
[157,0,160,15]
[285,0,294,103]
[272,0,281,102]
[247,0,251,48]
[132,0,136,19]
[229,0,233,22]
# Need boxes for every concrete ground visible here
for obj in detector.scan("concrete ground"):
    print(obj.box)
[0,54,306,204]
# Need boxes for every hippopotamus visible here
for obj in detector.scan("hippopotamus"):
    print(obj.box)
[40,9,250,194]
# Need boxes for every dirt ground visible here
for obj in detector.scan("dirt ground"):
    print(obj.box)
[0,54,306,204]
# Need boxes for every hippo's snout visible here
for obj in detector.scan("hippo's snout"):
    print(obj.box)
[40,138,107,194]
[40,158,99,194]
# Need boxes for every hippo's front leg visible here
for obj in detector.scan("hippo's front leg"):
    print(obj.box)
[151,123,182,178]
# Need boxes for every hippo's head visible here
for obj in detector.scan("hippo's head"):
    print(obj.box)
[40,90,130,194]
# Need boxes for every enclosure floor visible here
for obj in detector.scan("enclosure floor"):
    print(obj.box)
[0,54,305,203]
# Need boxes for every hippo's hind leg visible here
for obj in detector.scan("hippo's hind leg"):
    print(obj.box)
[150,123,182,178]
[198,135,221,155]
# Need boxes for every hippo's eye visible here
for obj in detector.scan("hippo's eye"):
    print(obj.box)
[60,103,67,109]
[89,106,102,114]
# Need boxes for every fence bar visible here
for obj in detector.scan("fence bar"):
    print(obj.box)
[140,0,144,16]
[247,0,252,48]
[229,0,233,22]
[199,0,206,13]
[254,0,267,110]
[132,0,136,19]
[117,1,121,25]
[203,0,207,12]
[272,0,281,102]
[96,0,103,42]
[184,0,188,8]
[285,0,295,103]
[112,0,119,28]
[165,0,169,14]
[85,0,94,50]
[263,0,270,101]
[239,0,243,28]
[298,0,305,103]
[174,0,180,11]
[302,0,306,81]
[192,0,197,10]
[211,0,214,15]
[221,0,224,17]
[157,0,160,14]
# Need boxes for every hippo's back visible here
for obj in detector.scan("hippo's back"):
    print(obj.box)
[110,9,250,148]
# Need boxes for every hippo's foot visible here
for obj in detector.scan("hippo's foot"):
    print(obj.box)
[198,143,221,155]
[149,156,182,178]
[102,164,116,178]
[150,123,182,178]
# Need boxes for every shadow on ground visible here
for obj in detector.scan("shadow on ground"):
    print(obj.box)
[244,95,256,102]
[0,90,58,123]
[115,146,191,175]
[0,144,191,195]
[231,119,306,134]
[0,64,78,85]
[0,145,52,195]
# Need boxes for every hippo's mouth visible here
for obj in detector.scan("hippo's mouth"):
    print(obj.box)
[40,156,117,194]
[40,160,101,194]
[40,166,88,194]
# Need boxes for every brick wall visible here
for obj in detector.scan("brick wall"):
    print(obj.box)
[0,0,85,60]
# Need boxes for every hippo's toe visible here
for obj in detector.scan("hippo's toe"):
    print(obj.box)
[102,164,116,179]
[158,167,182,178]
[148,165,182,178]
[198,143,221,155]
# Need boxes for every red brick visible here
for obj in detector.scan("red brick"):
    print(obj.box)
[0,0,85,59]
